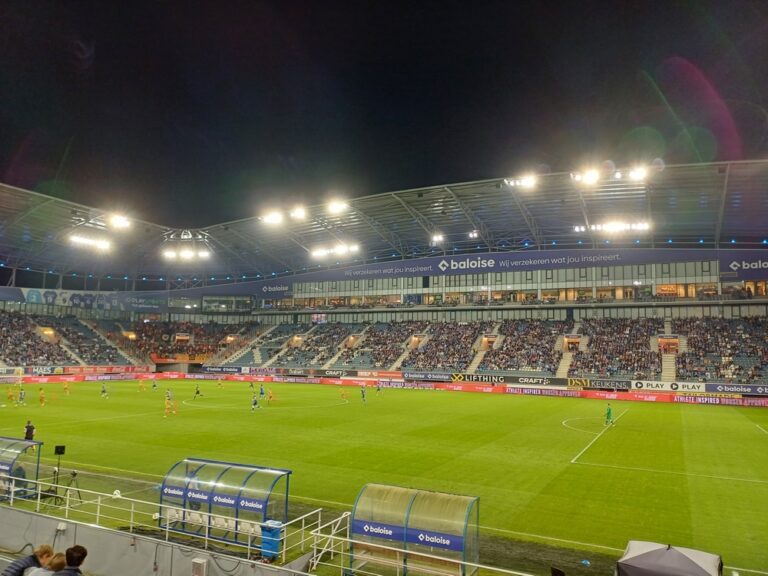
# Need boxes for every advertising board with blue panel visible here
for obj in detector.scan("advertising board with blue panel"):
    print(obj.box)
[0,249,766,311]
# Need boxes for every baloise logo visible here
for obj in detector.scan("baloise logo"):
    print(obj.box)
[437,257,495,272]
[729,260,768,272]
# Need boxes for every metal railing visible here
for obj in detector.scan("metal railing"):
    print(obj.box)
[310,512,536,576]
[1,476,322,564]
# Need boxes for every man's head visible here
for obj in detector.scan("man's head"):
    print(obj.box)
[65,545,88,567]
[33,544,53,565]
[48,553,66,572]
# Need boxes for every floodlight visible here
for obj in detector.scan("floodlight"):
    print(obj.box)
[328,200,348,214]
[311,248,329,258]
[349,244,359,252]
[468,230,479,239]
[109,214,131,229]
[263,211,284,225]
[179,249,195,260]
[614,171,623,179]
[432,233,444,243]
[289,206,306,220]
[629,166,648,182]
[70,235,111,251]
[197,250,210,259]
[333,244,349,255]
[519,174,537,189]
[582,169,600,185]
[163,249,177,259]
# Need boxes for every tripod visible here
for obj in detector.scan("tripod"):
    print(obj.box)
[62,471,83,504]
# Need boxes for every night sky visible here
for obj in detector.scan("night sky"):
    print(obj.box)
[1,1,767,227]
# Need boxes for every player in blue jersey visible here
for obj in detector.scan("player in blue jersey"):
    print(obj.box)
[251,394,260,412]
[259,383,266,400]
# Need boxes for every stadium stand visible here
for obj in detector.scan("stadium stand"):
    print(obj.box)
[332,321,430,369]
[478,320,573,376]
[401,321,494,372]
[673,317,768,383]
[0,311,76,366]
[31,315,130,365]
[568,318,663,379]
[274,323,365,368]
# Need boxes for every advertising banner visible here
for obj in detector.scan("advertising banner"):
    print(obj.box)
[0,367,22,376]
[704,383,768,395]
[202,366,244,374]
[403,372,453,382]
[406,528,464,552]
[631,380,706,392]
[567,378,632,390]
[436,383,502,393]
[505,387,581,397]
[351,519,405,542]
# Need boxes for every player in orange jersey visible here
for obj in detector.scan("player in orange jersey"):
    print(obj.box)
[163,396,177,417]
[39,387,46,407]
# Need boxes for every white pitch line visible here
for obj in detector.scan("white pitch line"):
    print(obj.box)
[757,424,768,435]
[574,461,768,485]
[724,567,768,575]
[38,457,164,481]
[570,409,628,464]
[479,525,623,552]
[561,417,601,435]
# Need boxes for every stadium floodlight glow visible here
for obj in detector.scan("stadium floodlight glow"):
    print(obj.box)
[519,174,537,189]
[179,248,195,260]
[614,171,623,179]
[582,169,600,185]
[262,211,284,225]
[432,233,444,243]
[312,242,359,258]
[468,230,479,239]
[162,249,177,260]
[587,221,651,233]
[573,225,586,232]
[197,250,210,259]
[628,166,648,182]
[327,200,348,214]
[109,214,131,229]
[289,206,306,220]
[70,234,111,251]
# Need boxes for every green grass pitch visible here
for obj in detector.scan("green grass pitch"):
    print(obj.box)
[2,379,767,571]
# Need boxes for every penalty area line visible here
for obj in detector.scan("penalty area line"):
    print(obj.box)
[757,424,768,435]
[573,461,768,485]
[570,409,628,464]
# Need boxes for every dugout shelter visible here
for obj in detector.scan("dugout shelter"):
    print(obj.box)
[350,483,479,576]
[0,436,42,501]
[159,457,291,547]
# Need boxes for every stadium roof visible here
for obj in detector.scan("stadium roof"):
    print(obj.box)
[1,159,767,279]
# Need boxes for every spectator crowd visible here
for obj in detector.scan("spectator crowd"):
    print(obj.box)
[479,320,573,375]
[568,318,663,378]
[0,311,74,366]
[401,321,493,372]
[674,317,768,383]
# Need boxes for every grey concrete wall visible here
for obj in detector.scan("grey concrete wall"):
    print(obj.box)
[0,507,310,576]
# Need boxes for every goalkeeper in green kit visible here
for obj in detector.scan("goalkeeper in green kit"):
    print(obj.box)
[605,403,614,426]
